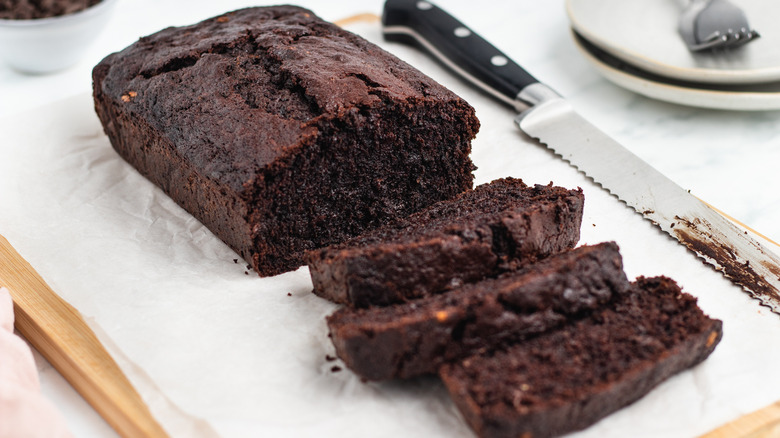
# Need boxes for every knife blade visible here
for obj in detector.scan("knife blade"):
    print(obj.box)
[382,0,780,312]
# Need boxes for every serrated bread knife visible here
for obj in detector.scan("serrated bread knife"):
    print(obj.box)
[382,0,780,313]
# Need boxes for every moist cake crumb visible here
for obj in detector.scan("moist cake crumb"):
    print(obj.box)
[308,178,583,308]
[93,6,479,276]
[327,243,628,381]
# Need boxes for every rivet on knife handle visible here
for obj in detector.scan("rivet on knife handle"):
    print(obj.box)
[382,0,557,111]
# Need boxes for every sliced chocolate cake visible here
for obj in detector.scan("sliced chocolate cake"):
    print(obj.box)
[439,276,723,438]
[327,242,628,381]
[308,178,584,307]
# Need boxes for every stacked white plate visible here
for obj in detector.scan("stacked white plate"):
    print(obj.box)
[566,0,780,110]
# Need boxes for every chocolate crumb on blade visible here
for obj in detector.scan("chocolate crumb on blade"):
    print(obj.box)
[92,6,478,276]
[308,178,584,307]
[327,242,628,381]
[439,276,722,438]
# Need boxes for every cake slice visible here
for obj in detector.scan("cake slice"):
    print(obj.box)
[93,6,478,276]
[439,276,723,438]
[327,242,627,381]
[308,178,584,307]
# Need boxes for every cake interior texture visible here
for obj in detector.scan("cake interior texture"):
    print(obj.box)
[439,276,723,438]
[327,242,628,380]
[92,6,478,275]
[308,178,584,307]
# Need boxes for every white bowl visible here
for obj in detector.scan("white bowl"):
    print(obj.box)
[0,0,118,74]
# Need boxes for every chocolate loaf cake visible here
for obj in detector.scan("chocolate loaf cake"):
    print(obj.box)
[327,242,627,381]
[439,276,723,438]
[308,178,584,307]
[92,6,478,276]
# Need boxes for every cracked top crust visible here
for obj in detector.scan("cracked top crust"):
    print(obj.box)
[94,6,465,193]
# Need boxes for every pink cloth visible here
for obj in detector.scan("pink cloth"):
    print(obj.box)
[0,287,73,438]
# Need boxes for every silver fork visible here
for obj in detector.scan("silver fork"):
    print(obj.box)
[679,0,760,52]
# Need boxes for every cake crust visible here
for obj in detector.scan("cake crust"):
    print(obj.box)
[93,6,478,275]
[327,242,628,381]
[439,276,723,438]
[309,179,584,307]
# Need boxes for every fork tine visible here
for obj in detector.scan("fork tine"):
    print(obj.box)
[686,25,760,52]
[687,33,730,52]
[721,27,760,50]
[679,0,760,52]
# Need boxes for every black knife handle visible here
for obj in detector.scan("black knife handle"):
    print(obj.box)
[382,0,541,110]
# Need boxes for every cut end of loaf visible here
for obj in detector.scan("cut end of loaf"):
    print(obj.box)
[91,5,480,277]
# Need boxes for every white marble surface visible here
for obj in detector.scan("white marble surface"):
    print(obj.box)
[1,1,780,437]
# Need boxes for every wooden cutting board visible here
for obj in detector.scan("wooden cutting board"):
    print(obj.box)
[699,401,780,438]
[0,234,167,438]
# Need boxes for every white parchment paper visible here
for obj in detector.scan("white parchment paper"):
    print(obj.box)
[2,18,780,438]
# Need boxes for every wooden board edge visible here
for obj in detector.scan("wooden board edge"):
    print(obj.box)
[0,234,168,438]
[699,401,780,438]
